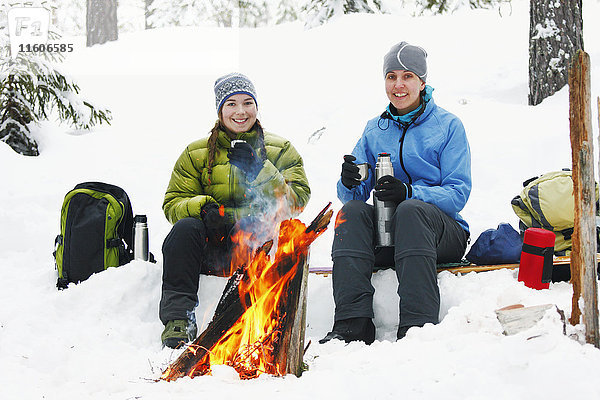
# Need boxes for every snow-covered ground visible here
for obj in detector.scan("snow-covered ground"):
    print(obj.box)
[2,1,600,398]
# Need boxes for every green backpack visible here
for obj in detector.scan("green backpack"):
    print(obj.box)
[511,170,599,253]
[53,182,135,289]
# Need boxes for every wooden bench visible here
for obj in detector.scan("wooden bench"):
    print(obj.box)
[309,255,581,282]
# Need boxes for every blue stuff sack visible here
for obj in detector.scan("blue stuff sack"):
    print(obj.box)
[465,223,523,265]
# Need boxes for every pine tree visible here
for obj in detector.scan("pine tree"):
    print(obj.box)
[148,0,271,28]
[303,0,384,29]
[275,0,301,24]
[206,0,238,27]
[118,1,145,33]
[147,0,208,28]
[412,0,505,14]
[55,0,144,34]
[0,1,111,156]
[53,0,85,35]
[238,0,269,27]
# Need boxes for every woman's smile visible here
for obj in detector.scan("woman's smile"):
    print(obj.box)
[221,94,258,133]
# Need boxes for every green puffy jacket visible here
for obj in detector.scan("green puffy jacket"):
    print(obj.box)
[163,127,311,225]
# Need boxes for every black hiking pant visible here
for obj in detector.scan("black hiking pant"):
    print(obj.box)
[331,199,468,330]
[159,217,233,325]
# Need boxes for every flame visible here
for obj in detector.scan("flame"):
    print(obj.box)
[334,209,347,229]
[219,205,225,217]
[161,203,332,381]
[205,218,313,378]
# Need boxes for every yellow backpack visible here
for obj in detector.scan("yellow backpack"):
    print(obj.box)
[511,170,599,253]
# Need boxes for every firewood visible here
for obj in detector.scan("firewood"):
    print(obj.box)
[273,252,309,376]
[161,204,332,381]
[162,244,276,380]
[285,254,309,375]
[495,304,562,336]
[306,202,333,234]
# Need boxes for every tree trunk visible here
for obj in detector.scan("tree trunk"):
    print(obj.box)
[144,0,153,29]
[528,0,583,106]
[86,0,118,47]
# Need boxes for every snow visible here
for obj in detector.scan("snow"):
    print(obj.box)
[533,20,560,40]
[2,1,600,398]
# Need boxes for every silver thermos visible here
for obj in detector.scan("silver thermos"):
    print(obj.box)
[133,214,149,261]
[374,153,395,247]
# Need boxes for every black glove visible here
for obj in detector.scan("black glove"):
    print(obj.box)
[341,154,361,189]
[200,203,228,245]
[227,141,263,181]
[374,175,412,204]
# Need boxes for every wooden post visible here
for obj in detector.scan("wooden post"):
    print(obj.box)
[598,97,600,135]
[568,50,599,347]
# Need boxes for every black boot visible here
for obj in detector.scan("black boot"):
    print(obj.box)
[397,324,423,340]
[319,317,375,345]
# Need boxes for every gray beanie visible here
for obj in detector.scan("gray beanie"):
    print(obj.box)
[214,72,258,111]
[383,42,428,82]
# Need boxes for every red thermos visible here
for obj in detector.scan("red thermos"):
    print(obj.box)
[518,228,555,290]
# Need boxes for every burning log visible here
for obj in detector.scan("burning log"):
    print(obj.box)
[161,203,333,381]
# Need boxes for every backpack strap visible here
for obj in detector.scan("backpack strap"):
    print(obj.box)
[512,196,542,229]
[54,234,69,289]
[521,242,554,258]
[53,234,62,258]
[56,278,69,290]
[106,238,122,248]
[107,238,134,265]
[527,184,556,231]
[561,227,573,240]
[522,176,539,187]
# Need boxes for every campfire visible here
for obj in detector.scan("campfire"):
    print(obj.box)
[161,203,333,381]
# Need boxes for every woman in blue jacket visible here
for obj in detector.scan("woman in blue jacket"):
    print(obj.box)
[320,42,471,344]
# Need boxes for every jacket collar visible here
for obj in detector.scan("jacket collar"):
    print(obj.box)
[381,85,435,127]
[215,123,260,148]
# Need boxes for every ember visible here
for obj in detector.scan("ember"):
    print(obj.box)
[161,203,333,381]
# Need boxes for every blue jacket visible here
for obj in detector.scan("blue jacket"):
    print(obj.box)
[337,97,471,232]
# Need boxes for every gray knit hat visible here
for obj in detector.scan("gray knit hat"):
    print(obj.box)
[383,42,428,82]
[214,72,258,111]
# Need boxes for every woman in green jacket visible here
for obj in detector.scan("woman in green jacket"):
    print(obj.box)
[160,73,311,348]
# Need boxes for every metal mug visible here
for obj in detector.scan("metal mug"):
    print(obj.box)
[231,139,246,148]
[357,163,370,181]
